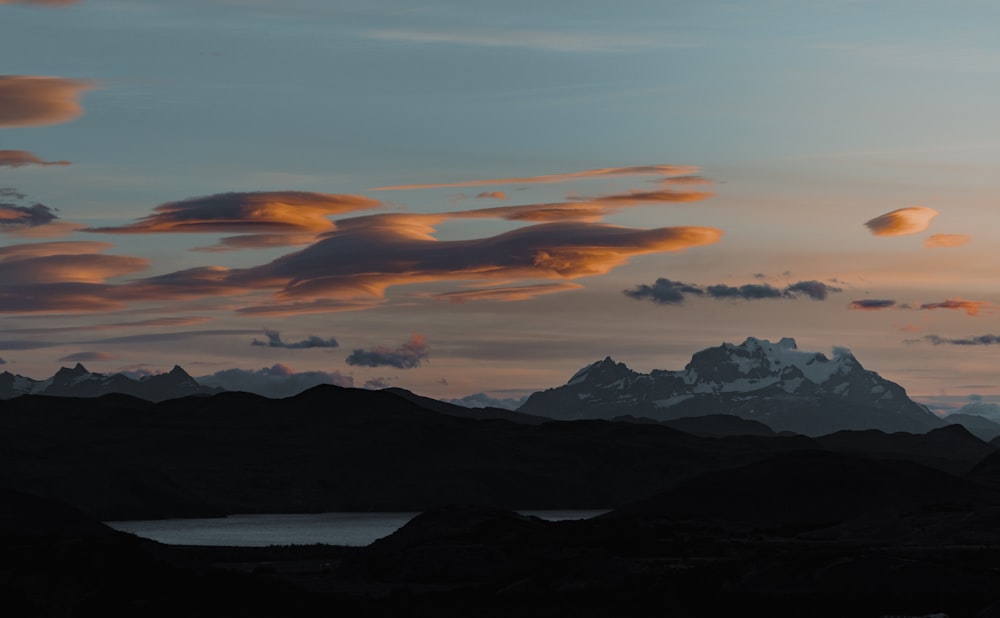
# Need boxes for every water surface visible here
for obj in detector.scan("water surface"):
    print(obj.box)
[107,509,608,547]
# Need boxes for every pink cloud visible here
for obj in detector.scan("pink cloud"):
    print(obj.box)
[0,76,94,128]
[924,233,971,248]
[864,206,938,236]
[0,150,70,167]
[919,298,989,316]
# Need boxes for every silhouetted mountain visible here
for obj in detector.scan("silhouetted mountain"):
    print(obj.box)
[519,337,944,435]
[661,414,776,437]
[944,412,1000,441]
[0,363,221,402]
[815,424,995,475]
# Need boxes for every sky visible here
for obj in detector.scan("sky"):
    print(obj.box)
[2,0,1000,410]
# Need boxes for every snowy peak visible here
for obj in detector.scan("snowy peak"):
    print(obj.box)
[683,337,861,393]
[518,336,943,435]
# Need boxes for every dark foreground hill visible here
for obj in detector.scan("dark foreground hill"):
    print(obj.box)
[7,385,1000,616]
[0,385,995,521]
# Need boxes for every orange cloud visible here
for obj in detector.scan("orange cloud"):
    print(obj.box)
[0,240,114,261]
[0,150,70,167]
[192,233,322,252]
[475,191,508,200]
[924,233,971,248]
[433,282,584,303]
[117,215,721,315]
[86,191,381,235]
[0,242,148,313]
[0,76,94,128]
[370,164,700,191]
[448,187,713,223]
[919,298,989,316]
[864,206,938,236]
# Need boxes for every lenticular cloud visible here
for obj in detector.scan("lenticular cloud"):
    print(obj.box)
[864,207,938,237]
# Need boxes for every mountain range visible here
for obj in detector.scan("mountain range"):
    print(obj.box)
[0,363,220,402]
[4,336,999,438]
[520,336,953,436]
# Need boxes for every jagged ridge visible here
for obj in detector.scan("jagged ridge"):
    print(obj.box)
[0,363,220,403]
[519,337,944,436]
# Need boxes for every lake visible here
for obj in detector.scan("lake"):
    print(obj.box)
[106,510,609,547]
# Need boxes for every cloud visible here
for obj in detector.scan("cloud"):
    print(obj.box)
[0,203,59,229]
[919,298,988,316]
[196,363,353,398]
[363,377,393,389]
[0,189,82,237]
[623,278,704,304]
[0,241,149,313]
[450,188,713,223]
[707,283,784,300]
[365,28,672,53]
[0,150,70,167]
[432,282,583,303]
[624,278,842,305]
[86,191,381,237]
[923,334,1000,346]
[864,206,938,236]
[924,233,971,248]
[250,329,339,349]
[211,218,722,315]
[848,299,897,311]
[346,333,429,369]
[58,351,117,363]
[782,280,841,301]
[370,164,700,191]
[0,76,94,128]
[475,191,507,200]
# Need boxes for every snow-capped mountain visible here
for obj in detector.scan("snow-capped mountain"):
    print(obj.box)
[0,363,221,402]
[518,337,945,436]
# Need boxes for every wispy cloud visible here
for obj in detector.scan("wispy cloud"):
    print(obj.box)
[0,76,94,128]
[0,150,70,167]
[86,191,381,245]
[346,333,429,369]
[925,233,971,248]
[370,164,699,191]
[449,188,713,223]
[432,282,583,303]
[58,351,117,363]
[923,334,1000,346]
[475,191,507,200]
[365,28,679,53]
[864,207,938,237]
[250,329,339,349]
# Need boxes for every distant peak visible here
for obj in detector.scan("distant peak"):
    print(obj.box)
[566,356,633,385]
[168,364,190,376]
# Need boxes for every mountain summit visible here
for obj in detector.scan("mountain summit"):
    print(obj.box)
[519,337,944,435]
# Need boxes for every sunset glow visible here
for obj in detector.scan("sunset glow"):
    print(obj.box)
[2,1,999,410]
